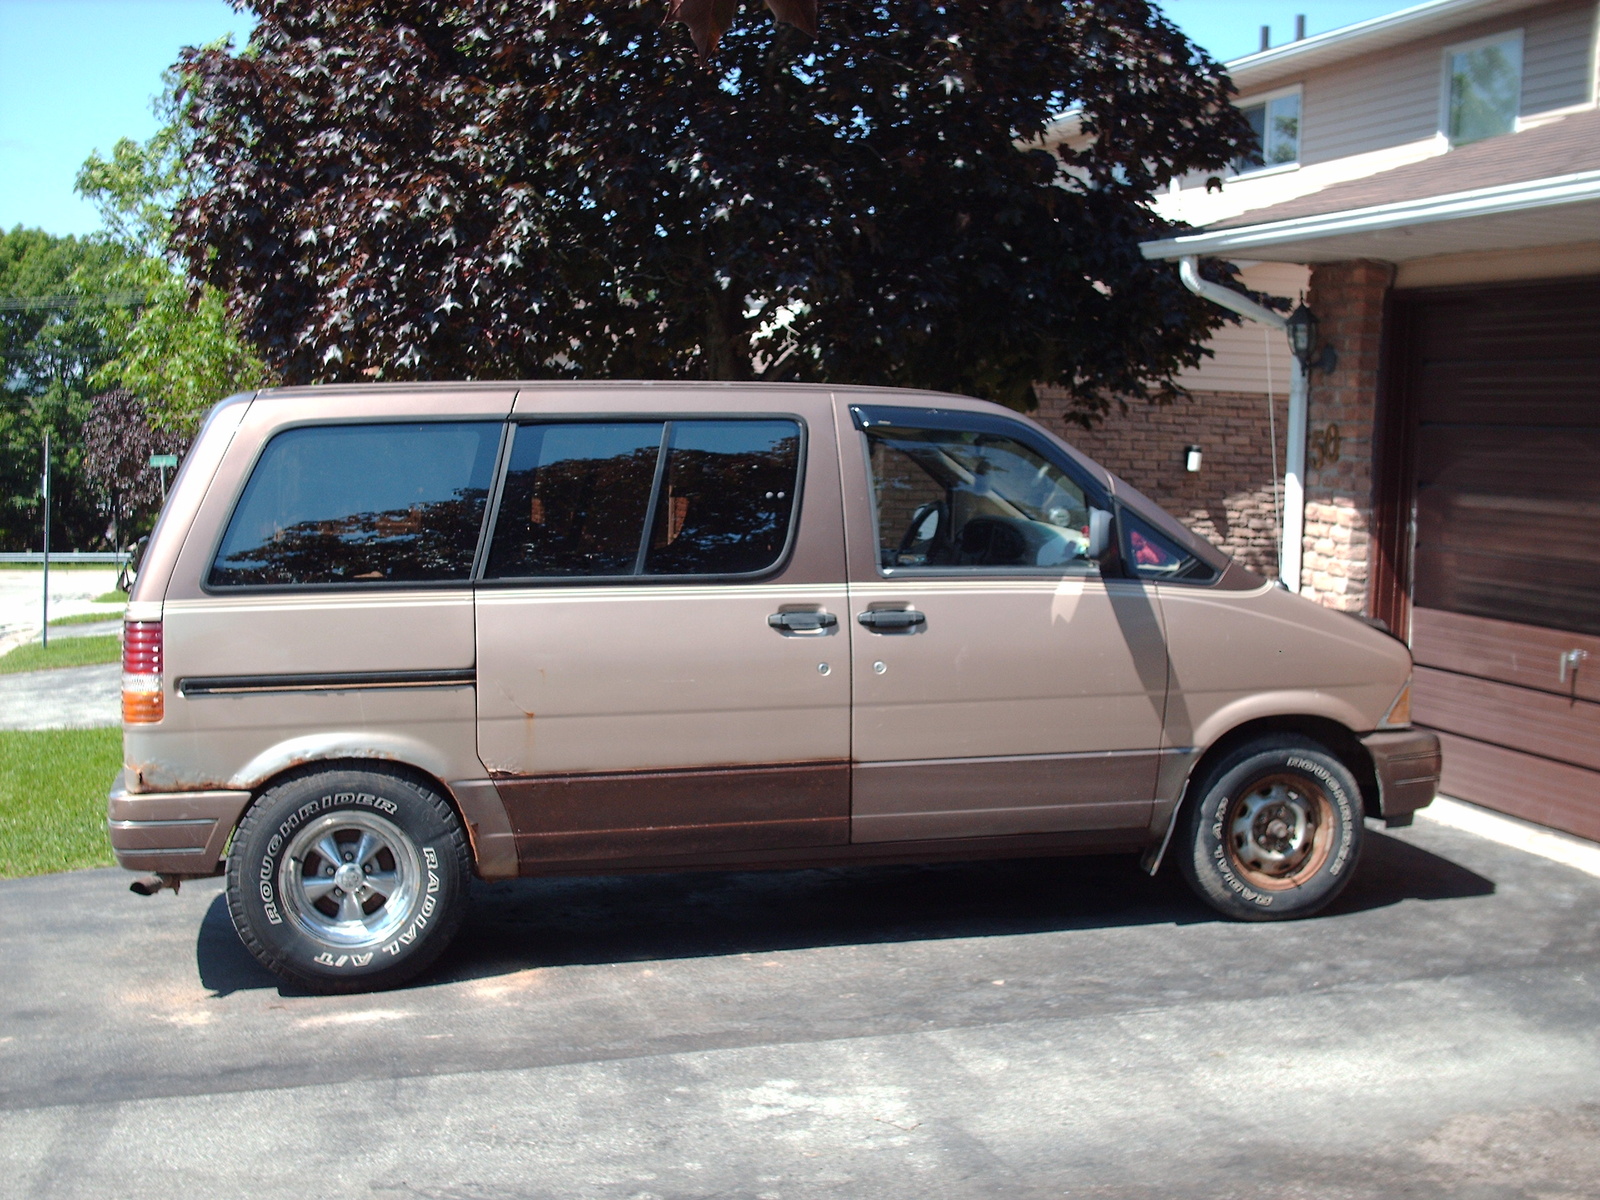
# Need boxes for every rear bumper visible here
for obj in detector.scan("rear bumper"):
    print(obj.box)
[106,769,251,877]
[1361,729,1442,827]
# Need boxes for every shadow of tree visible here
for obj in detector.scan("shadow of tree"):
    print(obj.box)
[197,830,1494,996]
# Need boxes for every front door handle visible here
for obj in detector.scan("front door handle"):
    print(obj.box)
[857,609,926,631]
[1559,648,1589,683]
[768,611,838,634]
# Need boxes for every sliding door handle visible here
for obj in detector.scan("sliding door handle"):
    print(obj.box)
[768,611,838,633]
[857,609,925,631]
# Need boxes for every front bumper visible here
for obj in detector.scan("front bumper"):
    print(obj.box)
[106,769,252,877]
[1361,729,1442,827]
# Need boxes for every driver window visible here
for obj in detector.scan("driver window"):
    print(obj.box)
[864,425,1100,575]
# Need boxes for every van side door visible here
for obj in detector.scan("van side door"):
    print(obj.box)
[474,391,850,866]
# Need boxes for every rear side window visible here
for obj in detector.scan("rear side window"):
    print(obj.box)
[485,418,802,580]
[208,422,501,588]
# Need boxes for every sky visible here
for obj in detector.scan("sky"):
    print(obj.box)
[1,0,1418,240]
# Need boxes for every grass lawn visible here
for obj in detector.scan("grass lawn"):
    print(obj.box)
[50,610,124,627]
[0,728,120,877]
[94,589,128,604]
[0,635,122,675]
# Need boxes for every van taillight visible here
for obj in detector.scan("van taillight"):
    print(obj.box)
[122,620,163,724]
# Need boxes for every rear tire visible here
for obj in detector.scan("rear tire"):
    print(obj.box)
[226,768,471,993]
[1178,735,1363,921]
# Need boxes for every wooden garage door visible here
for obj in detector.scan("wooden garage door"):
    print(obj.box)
[1401,277,1600,841]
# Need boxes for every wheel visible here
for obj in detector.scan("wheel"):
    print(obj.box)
[1178,735,1364,921]
[226,768,472,993]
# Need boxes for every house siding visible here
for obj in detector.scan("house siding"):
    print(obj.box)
[1521,1,1597,114]
[1174,263,1309,394]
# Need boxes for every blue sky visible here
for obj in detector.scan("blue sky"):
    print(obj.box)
[2,0,1416,239]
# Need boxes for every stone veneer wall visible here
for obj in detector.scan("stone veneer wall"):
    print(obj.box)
[1300,259,1394,612]
[1033,387,1289,579]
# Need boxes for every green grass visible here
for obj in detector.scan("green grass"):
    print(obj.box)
[93,589,128,604]
[0,728,121,877]
[0,635,121,675]
[49,609,124,627]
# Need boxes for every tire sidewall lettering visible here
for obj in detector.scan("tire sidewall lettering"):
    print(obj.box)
[234,778,453,979]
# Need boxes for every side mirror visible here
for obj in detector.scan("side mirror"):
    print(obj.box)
[1086,508,1113,560]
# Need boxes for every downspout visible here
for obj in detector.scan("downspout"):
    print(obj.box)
[1177,256,1306,594]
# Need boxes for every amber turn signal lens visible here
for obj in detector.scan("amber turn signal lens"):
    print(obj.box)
[122,686,164,724]
[1381,679,1412,728]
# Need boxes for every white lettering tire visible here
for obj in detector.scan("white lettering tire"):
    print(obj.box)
[225,768,471,993]
[1178,735,1364,921]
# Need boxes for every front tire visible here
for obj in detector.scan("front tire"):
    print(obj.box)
[1178,736,1364,921]
[226,768,471,993]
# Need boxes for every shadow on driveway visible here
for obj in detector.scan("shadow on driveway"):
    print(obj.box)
[197,829,1494,997]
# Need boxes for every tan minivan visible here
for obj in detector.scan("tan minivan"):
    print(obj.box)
[109,382,1439,992]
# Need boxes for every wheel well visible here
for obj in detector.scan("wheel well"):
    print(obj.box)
[1184,716,1381,821]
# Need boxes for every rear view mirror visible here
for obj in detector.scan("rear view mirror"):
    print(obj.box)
[1086,508,1113,560]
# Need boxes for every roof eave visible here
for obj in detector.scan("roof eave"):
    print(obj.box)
[1139,169,1600,260]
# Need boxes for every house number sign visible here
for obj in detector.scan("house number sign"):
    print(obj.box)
[1309,423,1342,469]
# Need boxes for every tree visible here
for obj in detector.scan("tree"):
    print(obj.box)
[77,65,272,434]
[175,0,1251,420]
[0,227,134,551]
[79,388,188,551]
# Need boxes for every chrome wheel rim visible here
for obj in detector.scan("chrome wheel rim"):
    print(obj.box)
[279,811,422,950]
[1225,773,1334,890]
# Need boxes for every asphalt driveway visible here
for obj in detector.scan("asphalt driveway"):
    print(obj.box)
[2,812,1597,1198]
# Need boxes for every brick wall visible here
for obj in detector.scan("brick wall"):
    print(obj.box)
[1301,259,1393,612]
[1034,387,1289,578]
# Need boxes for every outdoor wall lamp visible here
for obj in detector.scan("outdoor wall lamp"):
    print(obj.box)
[1184,444,1203,472]
[1286,303,1338,373]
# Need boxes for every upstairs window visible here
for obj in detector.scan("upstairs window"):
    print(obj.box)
[1233,90,1301,174]
[1445,32,1522,145]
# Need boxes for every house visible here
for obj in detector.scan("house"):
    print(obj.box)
[1044,0,1600,840]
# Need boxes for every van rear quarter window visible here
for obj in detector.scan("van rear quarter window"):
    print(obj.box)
[208,422,502,587]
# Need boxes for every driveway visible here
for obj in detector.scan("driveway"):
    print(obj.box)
[2,808,1597,1198]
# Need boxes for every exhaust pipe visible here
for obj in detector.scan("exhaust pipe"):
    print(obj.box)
[129,873,183,896]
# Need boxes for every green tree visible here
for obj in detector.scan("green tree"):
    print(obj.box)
[77,66,272,434]
[174,0,1250,420]
[0,228,135,551]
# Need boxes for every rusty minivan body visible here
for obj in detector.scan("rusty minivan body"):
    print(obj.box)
[109,382,1439,992]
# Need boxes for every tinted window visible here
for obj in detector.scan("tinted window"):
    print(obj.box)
[644,421,800,575]
[485,423,664,578]
[209,422,500,588]
[485,419,802,580]
[1123,510,1219,584]
[864,425,1099,574]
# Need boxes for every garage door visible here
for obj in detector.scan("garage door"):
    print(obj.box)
[1400,277,1600,841]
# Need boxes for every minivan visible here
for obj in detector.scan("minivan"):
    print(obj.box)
[109,383,1439,992]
